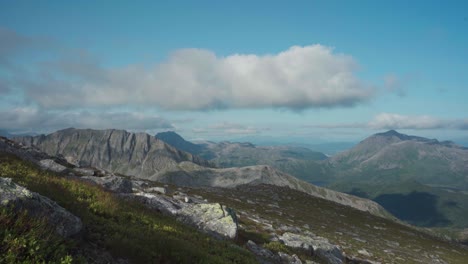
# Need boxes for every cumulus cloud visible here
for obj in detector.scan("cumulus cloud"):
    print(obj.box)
[308,113,468,130]
[0,108,173,132]
[3,34,374,111]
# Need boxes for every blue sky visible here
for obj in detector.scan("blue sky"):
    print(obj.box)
[0,0,467,144]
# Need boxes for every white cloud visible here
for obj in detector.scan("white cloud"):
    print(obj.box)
[308,113,468,130]
[0,108,173,133]
[368,113,447,129]
[9,43,374,111]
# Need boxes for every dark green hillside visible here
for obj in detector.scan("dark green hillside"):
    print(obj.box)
[290,130,468,230]
[0,152,256,263]
[330,180,468,229]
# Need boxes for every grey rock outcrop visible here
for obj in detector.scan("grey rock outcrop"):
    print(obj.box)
[0,177,82,237]
[124,191,238,239]
[14,128,212,179]
[178,203,238,239]
[278,252,303,264]
[246,240,280,263]
[279,232,344,264]
[82,175,133,193]
[145,186,167,194]
[73,167,95,176]
[39,159,67,172]
[128,192,186,215]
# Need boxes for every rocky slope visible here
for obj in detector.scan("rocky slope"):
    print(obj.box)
[15,128,212,178]
[12,131,390,218]
[160,162,391,218]
[158,131,329,184]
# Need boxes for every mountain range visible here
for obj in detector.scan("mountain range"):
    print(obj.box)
[3,135,467,263]
[14,128,388,217]
[13,128,468,230]
[155,129,468,230]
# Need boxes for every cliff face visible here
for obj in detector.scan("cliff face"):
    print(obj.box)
[15,128,211,178]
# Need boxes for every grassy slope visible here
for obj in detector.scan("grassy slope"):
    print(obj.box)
[0,152,256,264]
[184,184,468,264]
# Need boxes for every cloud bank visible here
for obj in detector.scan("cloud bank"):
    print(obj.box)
[0,108,173,132]
[369,113,468,130]
[308,113,468,130]
[1,29,374,111]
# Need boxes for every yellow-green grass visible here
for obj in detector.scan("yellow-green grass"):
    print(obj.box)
[0,153,256,264]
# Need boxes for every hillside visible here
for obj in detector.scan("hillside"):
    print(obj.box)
[157,131,329,185]
[156,130,468,230]
[324,130,468,229]
[2,137,468,263]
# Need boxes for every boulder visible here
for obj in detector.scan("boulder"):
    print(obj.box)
[82,175,133,193]
[279,232,344,264]
[246,240,280,263]
[278,252,303,264]
[145,186,167,194]
[0,177,82,237]
[73,167,95,176]
[39,159,67,173]
[178,203,238,239]
[127,192,185,215]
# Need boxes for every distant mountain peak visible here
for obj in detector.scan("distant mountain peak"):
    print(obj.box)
[156,131,203,155]
[377,129,401,136]
[156,131,185,140]
[374,130,429,142]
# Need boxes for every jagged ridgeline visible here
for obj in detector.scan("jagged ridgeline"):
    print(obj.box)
[14,128,390,218]
[15,128,213,179]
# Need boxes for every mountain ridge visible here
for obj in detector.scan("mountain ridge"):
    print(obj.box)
[13,128,390,218]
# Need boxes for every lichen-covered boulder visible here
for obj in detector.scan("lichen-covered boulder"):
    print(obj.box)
[0,177,82,237]
[82,175,133,193]
[279,232,344,264]
[178,203,238,239]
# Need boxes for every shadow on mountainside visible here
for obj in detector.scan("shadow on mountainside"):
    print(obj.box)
[374,191,452,227]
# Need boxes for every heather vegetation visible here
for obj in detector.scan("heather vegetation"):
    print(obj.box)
[0,153,256,263]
